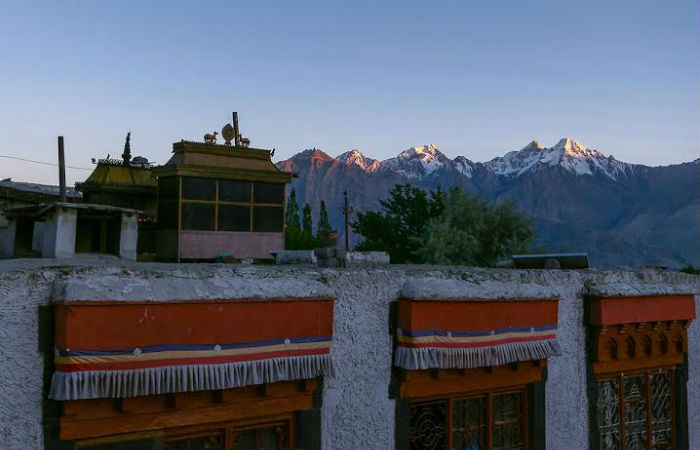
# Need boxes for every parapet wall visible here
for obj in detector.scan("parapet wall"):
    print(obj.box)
[0,258,697,450]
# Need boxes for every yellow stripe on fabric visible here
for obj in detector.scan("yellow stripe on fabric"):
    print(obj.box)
[56,341,331,365]
[397,330,557,345]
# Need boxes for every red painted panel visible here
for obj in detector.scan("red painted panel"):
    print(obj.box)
[55,299,334,350]
[590,295,695,325]
[397,298,558,331]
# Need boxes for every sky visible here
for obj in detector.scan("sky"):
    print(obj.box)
[0,1,698,185]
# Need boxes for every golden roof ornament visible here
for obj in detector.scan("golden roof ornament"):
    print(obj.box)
[221,123,235,146]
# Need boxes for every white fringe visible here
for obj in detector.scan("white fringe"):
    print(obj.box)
[395,339,561,370]
[50,354,333,401]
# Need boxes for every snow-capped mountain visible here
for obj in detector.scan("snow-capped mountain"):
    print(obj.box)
[277,138,699,268]
[485,138,635,180]
[331,138,635,181]
[381,144,453,180]
[336,150,381,172]
[453,155,477,178]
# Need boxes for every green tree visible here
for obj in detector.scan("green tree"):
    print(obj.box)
[418,187,534,266]
[301,204,315,248]
[318,200,331,232]
[352,184,445,263]
[285,189,302,249]
[352,184,534,266]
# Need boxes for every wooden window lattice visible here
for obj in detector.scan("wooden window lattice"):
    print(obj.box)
[409,390,525,450]
[596,369,674,450]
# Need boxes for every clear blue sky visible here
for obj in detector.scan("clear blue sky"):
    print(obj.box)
[1,0,698,185]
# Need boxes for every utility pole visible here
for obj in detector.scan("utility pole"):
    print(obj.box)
[57,136,66,202]
[343,191,353,251]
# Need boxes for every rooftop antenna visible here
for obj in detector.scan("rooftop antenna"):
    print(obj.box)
[233,112,240,147]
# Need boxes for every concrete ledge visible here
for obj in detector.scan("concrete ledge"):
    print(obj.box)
[52,275,334,302]
[274,250,317,264]
[347,251,390,265]
[400,276,566,300]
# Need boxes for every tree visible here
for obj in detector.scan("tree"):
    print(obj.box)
[285,189,301,231]
[301,204,315,248]
[352,183,534,266]
[285,189,302,249]
[352,184,445,263]
[418,187,534,266]
[318,200,331,232]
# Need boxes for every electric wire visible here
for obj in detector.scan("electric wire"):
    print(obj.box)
[0,155,92,170]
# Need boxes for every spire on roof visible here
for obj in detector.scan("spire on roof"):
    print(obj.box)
[122,132,132,165]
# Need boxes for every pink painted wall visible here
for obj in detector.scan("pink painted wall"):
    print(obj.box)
[177,230,283,259]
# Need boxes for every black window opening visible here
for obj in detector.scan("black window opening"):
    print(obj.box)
[181,203,215,231]
[170,178,284,233]
[218,205,251,232]
[219,180,252,203]
[182,177,216,201]
[254,182,284,204]
[253,206,283,232]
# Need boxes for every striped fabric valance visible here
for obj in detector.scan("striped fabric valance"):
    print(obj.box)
[395,297,560,370]
[50,298,334,401]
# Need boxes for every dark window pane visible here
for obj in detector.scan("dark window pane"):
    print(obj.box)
[597,378,621,450]
[183,177,215,201]
[453,395,487,450]
[218,205,251,232]
[624,375,648,450]
[182,203,214,231]
[253,206,283,232]
[492,392,524,450]
[157,201,178,229]
[165,433,224,450]
[219,180,251,203]
[158,177,179,201]
[254,183,284,204]
[650,370,672,450]
[409,400,446,450]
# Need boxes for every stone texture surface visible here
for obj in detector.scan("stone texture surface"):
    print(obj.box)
[0,256,697,449]
[0,268,57,449]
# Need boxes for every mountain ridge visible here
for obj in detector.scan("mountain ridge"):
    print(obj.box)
[276,138,699,268]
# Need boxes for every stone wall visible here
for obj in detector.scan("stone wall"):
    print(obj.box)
[0,258,697,449]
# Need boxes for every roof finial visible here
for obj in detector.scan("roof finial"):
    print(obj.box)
[122,131,132,165]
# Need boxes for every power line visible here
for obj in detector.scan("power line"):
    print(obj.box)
[0,155,93,170]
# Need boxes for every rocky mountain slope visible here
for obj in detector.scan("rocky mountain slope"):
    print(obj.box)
[276,139,699,268]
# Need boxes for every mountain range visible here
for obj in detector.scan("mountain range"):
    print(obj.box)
[276,138,699,268]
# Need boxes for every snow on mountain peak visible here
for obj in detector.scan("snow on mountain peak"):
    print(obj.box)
[336,149,380,172]
[383,144,448,179]
[486,138,632,179]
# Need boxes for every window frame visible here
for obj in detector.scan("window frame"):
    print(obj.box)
[408,385,529,450]
[168,176,285,233]
[595,365,676,450]
[163,413,295,450]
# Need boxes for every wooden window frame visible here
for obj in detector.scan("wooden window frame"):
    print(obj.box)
[595,365,676,450]
[409,386,529,450]
[163,413,295,450]
[175,177,284,233]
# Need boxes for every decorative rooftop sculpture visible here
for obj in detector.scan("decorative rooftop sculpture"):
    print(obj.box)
[221,123,235,146]
[203,131,218,144]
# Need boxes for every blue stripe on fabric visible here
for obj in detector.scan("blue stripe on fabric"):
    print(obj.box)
[59,335,333,357]
[398,324,557,338]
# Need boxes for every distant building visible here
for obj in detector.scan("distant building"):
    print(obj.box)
[153,139,292,261]
[0,179,81,257]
